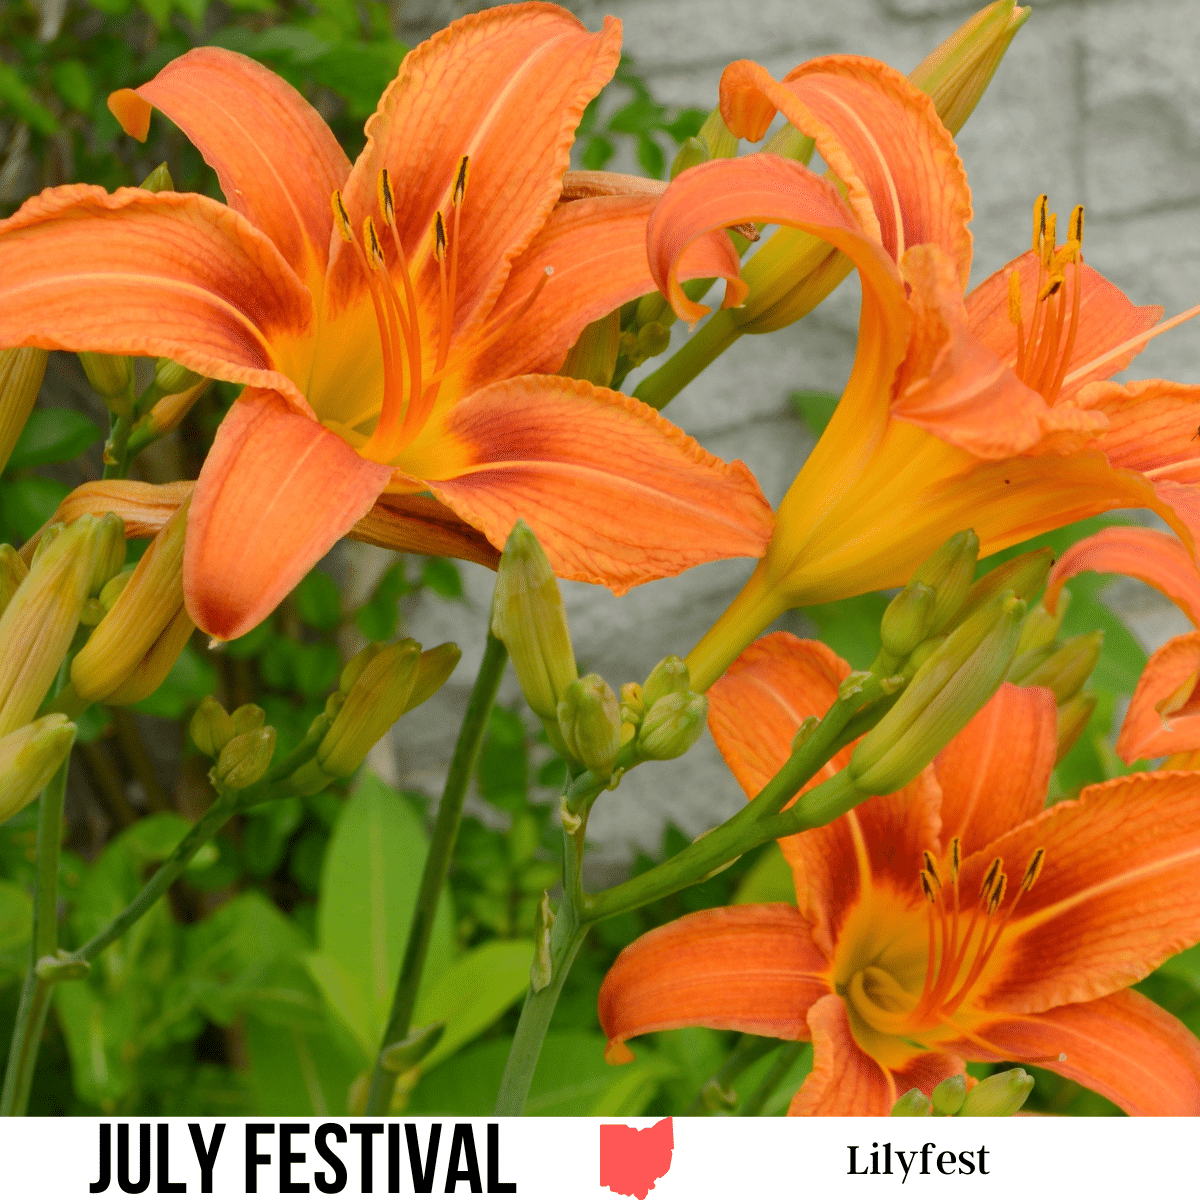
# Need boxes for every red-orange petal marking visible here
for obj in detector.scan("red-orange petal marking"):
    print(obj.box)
[184,389,391,640]
[1117,633,1200,761]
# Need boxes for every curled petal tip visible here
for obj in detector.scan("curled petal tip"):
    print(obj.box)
[107,88,152,141]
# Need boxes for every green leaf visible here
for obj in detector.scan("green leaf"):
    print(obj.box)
[665,108,706,144]
[49,61,93,113]
[0,476,70,543]
[788,390,840,438]
[0,64,58,135]
[731,842,796,905]
[137,0,173,29]
[0,879,32,990]
[421,556,463,599]
[293,641,342,697]
[1155,944,1200,991]
[608,95,667,136]
[582,136,614,171]
[356,591,399,641]
[54,980,136,1105]
[476,706,526,809]
[295,569,342,631]
[635,133,665,180]
[131,639,217,718]
[241,796,304,877]
[224,619,274,660]
[801,591,889,669]
[243,1016,360,1116]
[307,41,407,119]
[307,775,454,1057]
[413,939,535,1069]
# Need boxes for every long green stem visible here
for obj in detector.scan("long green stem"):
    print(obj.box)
[739,1042,808,1116]
[364,633,509,1116]
[1,752,70,1115]
[633,310,743,411]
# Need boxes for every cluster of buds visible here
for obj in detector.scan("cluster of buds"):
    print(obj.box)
[1007,589,1102,763]
[190,699,276,791]
[622,656,708,764]
[891,1069,1035,1117]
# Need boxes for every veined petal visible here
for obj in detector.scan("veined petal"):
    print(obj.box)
[410,375,773,596]
[965,250,1162,402]
[961,770,1200,1014]
[934,682,1057,859]
[707,633,851,799]
[349,492,500,570]
[559,170,666,201]
[721,55,973,284]
[1083,378,1200,483]
[184,389,391,640]
[109,48,349,291]
[597,904,829,1061]
[962,990,1200,1116]
[458,193,739,387]
[1116,633,1200,761]
[789,993,964,1115]
[1045,525,1200,628]
[0,186,312,409]
[330,4,621,336]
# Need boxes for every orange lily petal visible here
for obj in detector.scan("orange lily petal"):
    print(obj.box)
[707,632,851,798]
[108,47,349,291]
[720,55,973,284]
[559,170,665,201]
[962,989,1200,1116]
[789,993,964,1115]
[330,5,620,335]
[349,493,500,570]
[959,770,1200,1014]
[415,375,773,596]
[934,682,1057,859]
[1084,378,1200,483]
[1116,633,1200,761]
[1045,525,1200,627]
[0,186,312,409]
[597,904,829,1060]
[965,250,1162,402]
[184,389,391,640]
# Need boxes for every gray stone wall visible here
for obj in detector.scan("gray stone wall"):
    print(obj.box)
[377,0,1200,871]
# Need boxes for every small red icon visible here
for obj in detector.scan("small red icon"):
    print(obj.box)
[599,1116,674,1199]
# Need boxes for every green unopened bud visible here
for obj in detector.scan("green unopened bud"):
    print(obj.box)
[1056,691,1096,764]
[890,1088,932,1116]
[404,642,462,713]
[1005,643,1053,684]
[1014,591,1069,658]
[325,691,345,723]
[490,521,577,725]
[850,594,1026,794]
[230,703,265,735]
[557,674,621,777]
[558,309,621,388]
[880,581,937,658]
[635,292,672,327]
[212,726,276,790]
[669,135,710,179]
[910,530,980,635]
[1015,632,1103,704]
[761,122,815,165]
[0,545,28,619]
[87,512,126,596]
[77,352,133,413]
[0,713,75,824]
[931,1074,968,1116]
[104,607,195,706]
[190,696,235,758]
[139,162,175,192]
[154,357,204,395]
[0,347,48,475]
[957,1067,1034,1116]
[317,639,421,778]
[340,643,382,693]
[642,655,691,710]
[619,681,645,727]
[379,1022,445,1073]
[909,0,1030,136]
[638,691,709,761]
[79,598,106,626]
[636,321,671,359]
[97,565,134,612]
[697,107,738,160]
[955,547,1054,627]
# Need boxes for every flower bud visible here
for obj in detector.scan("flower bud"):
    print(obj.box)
[850,594,1026,794]
[1014,591,1069,658]
[890,1088,932,1117]
[77,352,133,414]
[642,655,692,711]
[131,377,209,442]
[670,135,710,179]
[931,1073,968,1116]
[190,696,235,758]
[0,347,48,475]
[404,642,461,713]
[139,162,175,192]
[619,681,645,727]
[212,726,276,791]
[231,703,265,735]
[954,547,1054,627]
[87,512,126,596]
[0,545,28,618]
[154,357,204,395]
[909,529,980,635]
[79,598,107,626]
[557,674,622,777]
[558,309,620,388]
[98,566,134,612]
[317,639,421,778]
[0,515,104,737]
[1055,691,1096,764]
[909,0,1030,136]
[957,1067,1034,1117]
[490,521,577,725]
[697,107,738,160]
[340,643,382,693]
[70,498,191,705]
[286,758,335,797]
[1012,631,1103,705]
[0,713,75,824]
[636,321,672,359]
[637,691,709,761]
[880,581,936,659]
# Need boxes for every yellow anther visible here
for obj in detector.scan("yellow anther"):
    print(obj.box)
[920,871,937,904]
[980,856,1002,898]
[922,850,941,887]
[1041,211,1058,270]
[1038,273,1065,301]
[1020,847,1045,893]
[331,190,354,243]
[377,169,395,227]
[1032,194,1048,254]
[1007,268,1023,326]
[433,211,447,262]
[1050,240,1082,274]
[453,156,470,207]
[1068,203,1084,246]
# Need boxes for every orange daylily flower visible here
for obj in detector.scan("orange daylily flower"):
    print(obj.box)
[0,4,770,641]
[640,53,1200,689]
[598,632,1200,1115]
[1045,526,1200,766]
